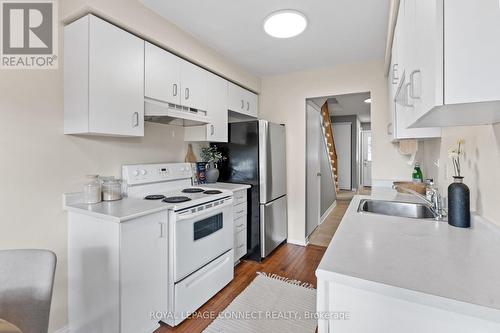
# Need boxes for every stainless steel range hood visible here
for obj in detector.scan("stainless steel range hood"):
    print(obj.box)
[144,97,211,127]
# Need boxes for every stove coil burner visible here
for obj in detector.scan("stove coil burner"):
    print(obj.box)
[144,195,166,200]
[163,196,192,203]
[182,188,205,193]
[204,190,222,195]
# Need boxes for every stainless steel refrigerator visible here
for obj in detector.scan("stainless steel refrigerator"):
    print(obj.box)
[212,120,287,260]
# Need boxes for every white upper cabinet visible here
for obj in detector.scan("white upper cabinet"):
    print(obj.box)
[184,73,228,142]
[391,0,500,129]
[64,15,145,137]
[180,59,208,111]
[145,43,208,112]
[145,42,181,105]
[228,82,258,118]
[444,0,500,105]
[387,0,441,140]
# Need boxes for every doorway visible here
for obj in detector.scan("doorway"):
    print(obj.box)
[361,130,372,187]
[332,122,352,190]
[305,92,372,246]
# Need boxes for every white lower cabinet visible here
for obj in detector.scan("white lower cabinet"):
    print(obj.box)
[68,211,167,333]
[233,190,248,263]
[121,213,168,333]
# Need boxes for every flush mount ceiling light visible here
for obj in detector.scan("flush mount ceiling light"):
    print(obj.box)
[263,10,308,38]
[364,98,372,104]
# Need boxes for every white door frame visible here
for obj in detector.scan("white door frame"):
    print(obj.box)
[332,122,352,191]
[360,130,372,187]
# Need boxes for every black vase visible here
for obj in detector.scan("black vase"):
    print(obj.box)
[447,176,470,228]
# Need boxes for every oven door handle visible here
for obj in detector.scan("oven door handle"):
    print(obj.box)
[176,198,233,221]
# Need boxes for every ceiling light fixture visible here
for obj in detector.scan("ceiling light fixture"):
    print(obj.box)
[263,10,308,39]
[364,98,372,104]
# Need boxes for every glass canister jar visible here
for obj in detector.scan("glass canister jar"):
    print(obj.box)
[101,177,123,201]
[83,175,101,204]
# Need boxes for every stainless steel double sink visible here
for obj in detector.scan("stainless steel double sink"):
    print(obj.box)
[358,199,438,220]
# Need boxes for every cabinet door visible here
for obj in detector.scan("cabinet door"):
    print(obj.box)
[120,212,168,333]
[88,15,144,136]
[395,0,408,75]
[181,60,208,111]
[444,0,500,104]
[206,73,228,142]
[411,0,443,120]
[245,90,259,118]
[145,42,181,105]
[227,82,247,114]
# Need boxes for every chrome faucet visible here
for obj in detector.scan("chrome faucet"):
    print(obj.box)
[394,186,446,220]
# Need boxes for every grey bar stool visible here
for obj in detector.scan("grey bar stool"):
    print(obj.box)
[0,250,57,333]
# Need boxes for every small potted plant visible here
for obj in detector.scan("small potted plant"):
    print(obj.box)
[200,146,226,183]
[447,139,470,228]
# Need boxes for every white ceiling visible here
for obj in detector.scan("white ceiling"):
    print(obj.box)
[141,0,390,76]
[328,92,371,122]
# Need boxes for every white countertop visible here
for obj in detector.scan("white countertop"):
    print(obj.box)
[65,196,170,222]
[316,189,500,321]
[203,182,251,192]
[64,183,246,222]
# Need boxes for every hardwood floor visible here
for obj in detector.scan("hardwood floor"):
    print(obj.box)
[308,187,371,247]
[307,200,350,247]
[155,244,326,333]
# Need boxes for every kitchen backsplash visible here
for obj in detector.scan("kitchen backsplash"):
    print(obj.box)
[420,124,500,224]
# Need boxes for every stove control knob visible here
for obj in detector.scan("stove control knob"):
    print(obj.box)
[133,170,140,177]
[140,169,147,176]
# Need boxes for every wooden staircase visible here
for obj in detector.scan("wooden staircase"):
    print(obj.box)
[320,102,340,193]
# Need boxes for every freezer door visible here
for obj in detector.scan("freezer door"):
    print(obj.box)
[260,195,287,257]
[259,121,287,203]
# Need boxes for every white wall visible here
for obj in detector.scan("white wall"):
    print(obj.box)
[0,1,260,331]
[421,125,500,225]
[260,60,413,244]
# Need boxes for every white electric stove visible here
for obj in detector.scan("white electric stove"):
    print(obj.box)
[122,162,235,326]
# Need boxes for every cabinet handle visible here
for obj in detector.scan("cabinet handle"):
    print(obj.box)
[409,70,421,99]
[392,64,399,85]
[241,99,244,109]
[387,122,393,135]
[247,101,250,111]
[173,84,178,96]
[237,210,245,215]
[237,244,245,249]
[159,222,165,238]
[185,88,190,100]
[403,83,414,107]
[132,112,139,128]
[210,124,214,135]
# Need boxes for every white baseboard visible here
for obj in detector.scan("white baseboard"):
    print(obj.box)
[53,326,69,333]
[287,238,307,247]
[320,200,337,224]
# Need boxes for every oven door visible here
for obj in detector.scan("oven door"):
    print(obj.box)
[174,197,234,282]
